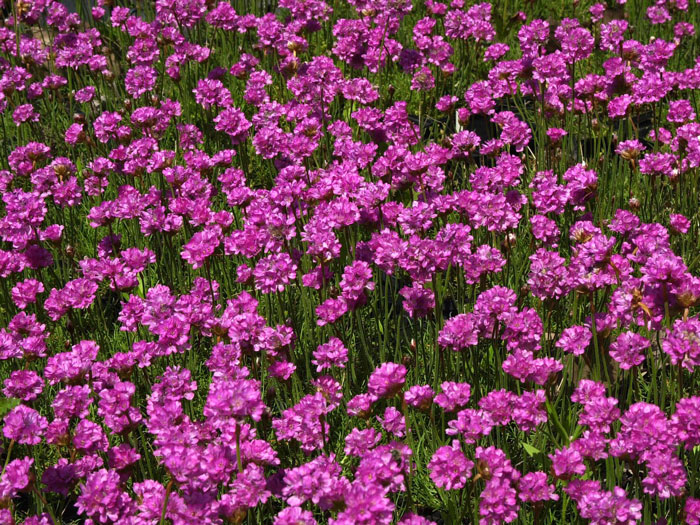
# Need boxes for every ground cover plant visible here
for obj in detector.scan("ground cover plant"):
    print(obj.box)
[0,0,699,523]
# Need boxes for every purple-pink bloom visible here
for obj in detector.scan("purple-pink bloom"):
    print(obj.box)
[428,440,473,490]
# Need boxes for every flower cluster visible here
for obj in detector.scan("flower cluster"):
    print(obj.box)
[0,0,699,524]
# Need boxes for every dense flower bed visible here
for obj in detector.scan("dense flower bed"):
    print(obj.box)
[1,0,699,523]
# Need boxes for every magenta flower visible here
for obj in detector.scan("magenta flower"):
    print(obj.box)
[12,104,39,126]
[686,498,700,525]
[549,446,586,480]
[662,318,700,371]
[367,362,407,399]
[400,283,435,318]
[434,381,471,413]
[282,455,346,510]
[0,457,34,497]
[438,313,478,351]
[378,406,405,438]
[609,331,649,370]
[275,507,317,525]
[330,480,394,524]
[97,381,143,434]
[204,377,266,423]
[512,390,547,432]
[555,325,592,356]
[75,86,96,103]
[567,483,642,524]
[642,454,687,499]
[670,213,691,234]
[347,393,376,418]
[312,337,349,372]
[124,66,157,98]
[518,471,558,502]
[479,389,516,425]
[428,440,473,490]
[76,469,134,523]
[446,408,494,443]
[3,370,43,401]
[253,252,297,293]
[546,127,567,143]
[609,402,677,462]
[404,384,434,410]
[344,427,382,457]
[181,225,221,269]
[214,107,252,145]
[615,139,646,160]
[672,397,700,450]
[667,99,696,123]
[428,440,474,490]
[3,404,47,445]
[273,393,330,453]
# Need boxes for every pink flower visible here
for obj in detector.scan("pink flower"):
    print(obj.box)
[670,213,690,234]
[3,405,47,445]
[312,338,349,372]
[438,313,478,351]
[214,107,251,144]
[253,252,297,293]
[400,283,435,318]
[556,325,592,356]
[428,440,473,490]
[368,362,406,399]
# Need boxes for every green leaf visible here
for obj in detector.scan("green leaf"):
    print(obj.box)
[546,400,571,445]
[522,442,541,457]
[0,398,20,418]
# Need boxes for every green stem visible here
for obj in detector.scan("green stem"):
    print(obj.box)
[159,479,174,525]
[33,487,60,525]
[2,440,15,477]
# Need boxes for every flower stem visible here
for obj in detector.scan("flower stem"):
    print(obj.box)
[2,440,15,477]
[159,479,174,525]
